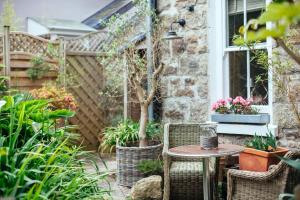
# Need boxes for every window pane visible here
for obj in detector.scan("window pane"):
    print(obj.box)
[250,51,268,105]
[229,51,247,98]
[228,0,244,46]
[247,1,265,42]
[246,0,265,12]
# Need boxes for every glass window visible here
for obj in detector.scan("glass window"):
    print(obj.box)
[226,0,268,105]
[250,50,268,105]
[229,51,247,97]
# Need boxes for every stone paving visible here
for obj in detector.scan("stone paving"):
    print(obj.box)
[85,154,130,200]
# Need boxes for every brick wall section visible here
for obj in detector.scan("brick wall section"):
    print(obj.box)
[158,0,209,123]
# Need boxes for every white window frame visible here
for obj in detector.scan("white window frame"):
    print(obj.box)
[209,0,273,115]
[208,0,278,135]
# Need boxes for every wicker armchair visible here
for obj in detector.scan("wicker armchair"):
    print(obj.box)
[163,123,219,200]
[227,151,300,200]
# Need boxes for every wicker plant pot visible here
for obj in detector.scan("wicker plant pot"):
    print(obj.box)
[116,141,163,187]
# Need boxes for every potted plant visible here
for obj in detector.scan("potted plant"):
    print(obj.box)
[101,120,162,186]
[99,1,165,186]
[239,132,289,172]
[211,96,270,124]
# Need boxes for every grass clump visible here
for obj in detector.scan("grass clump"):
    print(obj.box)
[0,94,110,199]
[245,131,277,152]
[100,120,161,152]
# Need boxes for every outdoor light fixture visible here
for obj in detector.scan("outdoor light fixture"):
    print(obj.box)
[163,19,186,40]
[186,0,198,12]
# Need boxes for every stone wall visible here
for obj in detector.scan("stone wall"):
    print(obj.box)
[272,47,300,148]
[158,0,209,123]
[157,0,300,149]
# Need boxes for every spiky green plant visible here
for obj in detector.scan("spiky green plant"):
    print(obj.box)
[100,120,161,153]
[137,159,163,176]
[245,131,277,152]
[0,94,110,199]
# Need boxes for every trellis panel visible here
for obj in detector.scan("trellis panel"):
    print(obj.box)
[65,53,107,148]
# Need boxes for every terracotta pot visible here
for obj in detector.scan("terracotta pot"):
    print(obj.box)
[239,147,289,172]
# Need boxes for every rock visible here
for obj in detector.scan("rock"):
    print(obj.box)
[164,110,185,120]
[130,175,162,200]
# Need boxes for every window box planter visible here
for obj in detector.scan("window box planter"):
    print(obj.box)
[239,147,289,172]
[211,113,270,124]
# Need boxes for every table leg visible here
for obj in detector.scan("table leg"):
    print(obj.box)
[203,157,211,200]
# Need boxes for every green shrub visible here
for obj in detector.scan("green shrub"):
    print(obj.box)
[137,159,163,176]
[100,120,161,152]
[0,94,110,199]
[244,131,277,152]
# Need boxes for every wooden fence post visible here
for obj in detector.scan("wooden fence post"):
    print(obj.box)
[123,55,128,121]
[3,25,10,88]
[59,37,67,88]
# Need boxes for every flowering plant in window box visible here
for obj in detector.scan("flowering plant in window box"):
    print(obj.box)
[211,96,270,124]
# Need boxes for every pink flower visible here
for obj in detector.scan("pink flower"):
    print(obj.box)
[64,96,73,102]
[211,103,219,111]
[227,97,233,102]
[217,98,227,106]
[233,96,246,105]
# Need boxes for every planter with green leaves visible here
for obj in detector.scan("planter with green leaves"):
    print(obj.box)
[239,132,288,172]
[101,120,162,186]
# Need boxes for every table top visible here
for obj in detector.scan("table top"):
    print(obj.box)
[168,144,244,158]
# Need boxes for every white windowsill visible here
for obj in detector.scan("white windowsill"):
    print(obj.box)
[207,122,278,137]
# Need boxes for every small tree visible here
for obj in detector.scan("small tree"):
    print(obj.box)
[100,0,164,147]
[0,0,21,31]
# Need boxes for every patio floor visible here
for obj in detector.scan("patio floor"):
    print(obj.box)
[85,154,130,200]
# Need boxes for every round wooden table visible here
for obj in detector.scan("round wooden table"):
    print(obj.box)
[168,144,244,200]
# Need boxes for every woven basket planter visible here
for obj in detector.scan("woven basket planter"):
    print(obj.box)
[116,141,163,187]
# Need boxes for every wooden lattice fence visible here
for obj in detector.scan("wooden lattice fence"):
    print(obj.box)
[66,31,108,52]
[0,32,60,90]
[65,51,108,148]
[0,29,126,149]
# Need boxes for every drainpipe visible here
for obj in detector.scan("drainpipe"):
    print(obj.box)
[146,0,156,120]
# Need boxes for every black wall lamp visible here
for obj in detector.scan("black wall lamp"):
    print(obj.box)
[186,0,198,12]
[163,19,186,40]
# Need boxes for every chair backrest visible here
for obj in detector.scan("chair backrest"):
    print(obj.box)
[166,123,216,148]
[283,151,300,193]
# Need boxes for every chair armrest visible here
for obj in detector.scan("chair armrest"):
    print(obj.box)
[227,169,276,200]
[227,168,274,181]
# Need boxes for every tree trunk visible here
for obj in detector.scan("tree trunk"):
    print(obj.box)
[139,104,148,147]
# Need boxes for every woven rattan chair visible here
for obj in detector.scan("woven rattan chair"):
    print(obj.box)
[227,151,300,200]
[163,123,219,200]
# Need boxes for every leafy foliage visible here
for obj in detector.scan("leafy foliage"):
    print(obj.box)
[137,159,163,176]
[234,2,300,45]
[30,84,77,111]
[245,131,277,152]
[0,64,8,96]
[281,156,300,171]
[0,0,21,32]
[27,56,51,80]
[0,94,110,199]
[100,120,161,152]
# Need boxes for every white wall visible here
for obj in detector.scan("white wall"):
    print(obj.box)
[27,18,49,36]
[0,0,114,31]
